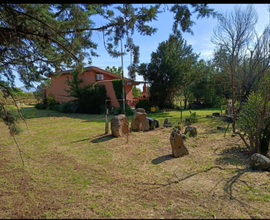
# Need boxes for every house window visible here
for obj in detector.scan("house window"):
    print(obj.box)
[96,74,104,81]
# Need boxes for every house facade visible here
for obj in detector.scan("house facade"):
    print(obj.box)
[45,66,145,108]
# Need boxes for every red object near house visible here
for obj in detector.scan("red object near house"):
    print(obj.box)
[45,66,141,108]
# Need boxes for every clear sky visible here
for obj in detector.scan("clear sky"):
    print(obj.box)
[15,4,270,91]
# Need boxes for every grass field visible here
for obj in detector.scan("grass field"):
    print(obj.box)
[1,105,270,219]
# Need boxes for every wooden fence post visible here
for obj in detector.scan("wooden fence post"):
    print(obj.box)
[105,100,109,134]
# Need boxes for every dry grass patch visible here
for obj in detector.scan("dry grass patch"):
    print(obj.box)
[0,105,270,219]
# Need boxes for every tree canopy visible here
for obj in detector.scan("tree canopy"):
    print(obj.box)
[137,31,200,108]
[105,66,122,76]
[211,4,270,156]
[0,4,218,87]
[0,3,218,134]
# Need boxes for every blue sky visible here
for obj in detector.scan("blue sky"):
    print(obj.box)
[15,4,270,90]
[88,4,270,90]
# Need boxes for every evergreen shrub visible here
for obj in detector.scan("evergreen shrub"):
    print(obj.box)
[135,99,151,112]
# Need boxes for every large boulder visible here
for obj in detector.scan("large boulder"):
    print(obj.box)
[136,108,146,113]
[170,129,189,158]
[111,114,129,137]
[131,112,149,132]
[251,153,270,171]
[184,126,197,137]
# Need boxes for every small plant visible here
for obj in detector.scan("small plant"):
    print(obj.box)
[175,121,183,131]
[142,201,148,208]
[152,202,158,209]
[188,110,198,123]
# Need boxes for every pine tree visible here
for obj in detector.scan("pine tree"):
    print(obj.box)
[0,3,218,133]
[137,31,200,108]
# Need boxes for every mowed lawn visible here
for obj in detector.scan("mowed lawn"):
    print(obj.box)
[1,105,270,219]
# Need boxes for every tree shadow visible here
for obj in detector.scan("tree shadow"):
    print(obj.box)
[19,106,107,122]
[215,144,250,167]
[132,144,266,217]
[151,154,174,164]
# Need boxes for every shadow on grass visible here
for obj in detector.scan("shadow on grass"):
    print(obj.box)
[215,144,250,167]
[71,134,114,144]
[90,134,114,143]
[19,106,107,122]
[151,154,174,164]
[131,164,258,216]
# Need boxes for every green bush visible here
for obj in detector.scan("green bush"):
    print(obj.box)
[112,79,125,100]
[60,101,79,113]
[113,102,134,115]
[135,99,151,112]
[76,83,107,114]
[163,101,174,109]
[64,70,107,114]
[51,104,61,112]
[35,103,48,109]
[35,94,60,111]
[237,90,270,155]
[47,94,58,106]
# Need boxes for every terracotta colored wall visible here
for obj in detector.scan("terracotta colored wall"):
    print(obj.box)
[125,85,133,101]
[46,73,74,103]
[46,70,129,108]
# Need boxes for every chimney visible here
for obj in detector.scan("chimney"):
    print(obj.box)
[143,83,147,93]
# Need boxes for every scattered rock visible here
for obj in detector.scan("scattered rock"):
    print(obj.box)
[147,117,159,130]
[170,129,189,158]
[251,153,270,171]
[164,118,169,124]
[136,108,146,113]
[184,126,197,137]
[131,112,149,132]
[163,118,173,127]
[226,116,233,123]
[217,126,224,131]
[111,114,129,137]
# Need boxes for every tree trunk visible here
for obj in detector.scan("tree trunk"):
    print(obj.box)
[184,95,187,109]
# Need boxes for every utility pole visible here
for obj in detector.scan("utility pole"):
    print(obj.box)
[121,39,126,115]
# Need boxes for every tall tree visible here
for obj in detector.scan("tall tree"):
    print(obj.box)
[211,4,270,109]
[137,31,199,108]
[132,86,142,97]
[0,3,218,134]
[187,60,228,108]
[1,4,218,86]
[211,4,270,156]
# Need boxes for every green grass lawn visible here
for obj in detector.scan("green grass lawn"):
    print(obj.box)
[0,105,269,219]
